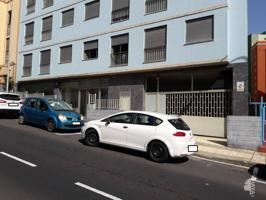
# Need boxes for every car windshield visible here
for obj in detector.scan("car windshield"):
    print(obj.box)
[0,94,21,101]
[168,118,190,131]
[48,100,72,111]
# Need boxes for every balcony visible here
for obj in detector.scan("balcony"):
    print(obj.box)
[111,51,128,66]
[144,46,166,63]
[112,7,129,23]
[145,0,167,14]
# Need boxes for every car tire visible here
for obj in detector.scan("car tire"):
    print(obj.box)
[18,115,24,125]
[84,129,99,147]
[47,120,56,132]
[148,141,169,163]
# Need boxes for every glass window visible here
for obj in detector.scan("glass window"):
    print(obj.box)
[62,8,74,27]
[104,113,134,124]
[25,22,34,45]
[134,114,162,126]
[186,15,214,44]
[60,45,72,63]
[112,0,130,23]
[85,0,100,20]
[0,94,21,101]
[168,118,190,131]
[36,99,48,111]
[23,54,32,77]
[43,0,53,8]
[145,0,167,14]
[26,98,36,108]
[84,40,98,60]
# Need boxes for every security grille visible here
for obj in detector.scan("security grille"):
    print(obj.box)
[145,0,167,14]
[166,90,232,118]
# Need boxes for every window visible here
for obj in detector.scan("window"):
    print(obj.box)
[36,99,48,111]
[144,25,166,63]
[111,34,129,66]
[23,54,32,77]
[27,0,35,14]
[85,0,100,20]
[5,38,10,65]
[40,49,51,74]
[168,119,190,131]
[43,0,53,8]
[134,114,163,126]
[42,16,53,41]
[145,0,167,14]
[25,22,34,45]
[62,8,74,27]
[84,40,98,60]
[186,15,214,44]
[60,45,72,63]
[7,11,11,36]
[25,98,36,108]
[112,0,130,23]
[104,113,134,124]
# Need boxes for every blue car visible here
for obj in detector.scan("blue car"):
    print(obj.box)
[18,97,84,132]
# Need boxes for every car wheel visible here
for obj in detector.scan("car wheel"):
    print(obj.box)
[47,120,56,132]
[85,129,99,147]
[18,115,24,125]
[148,141,169,163]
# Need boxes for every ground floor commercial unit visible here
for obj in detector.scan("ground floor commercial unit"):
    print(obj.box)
[17,62,249,138]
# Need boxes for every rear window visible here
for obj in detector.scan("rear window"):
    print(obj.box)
[168,118,190,131]
[0,94,21,101]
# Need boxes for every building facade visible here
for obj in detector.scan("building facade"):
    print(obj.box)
[0,0,20,91]
[16,0,248,137]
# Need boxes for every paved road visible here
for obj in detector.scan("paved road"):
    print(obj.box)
[0,118,265,200]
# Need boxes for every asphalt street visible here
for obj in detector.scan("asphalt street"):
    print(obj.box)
[0,118,265,200]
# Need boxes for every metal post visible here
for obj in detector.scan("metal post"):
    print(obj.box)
[261,97,264,144]
[156,76,160,112]
[6,62,10,93]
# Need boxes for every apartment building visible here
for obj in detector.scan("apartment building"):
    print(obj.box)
[0,0,20,91]
[16,0,248,137]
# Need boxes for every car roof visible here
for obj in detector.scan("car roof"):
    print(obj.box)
[108,111,179,120]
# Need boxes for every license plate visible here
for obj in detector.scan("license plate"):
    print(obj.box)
[72,122,81,125]
[188,145,198,152]
[8,103,19,107]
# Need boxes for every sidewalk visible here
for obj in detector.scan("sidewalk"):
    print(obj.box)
[194,136,266,166]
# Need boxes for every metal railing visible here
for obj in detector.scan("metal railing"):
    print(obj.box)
[146,0,167,14]
[144,46,166,63]
[112,7,129,23]
[111,51,128,66]
[166,90,232,118]
[96,99,120,110]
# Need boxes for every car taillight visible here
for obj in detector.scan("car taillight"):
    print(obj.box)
[0,100,7,104]
[173,132,186,137]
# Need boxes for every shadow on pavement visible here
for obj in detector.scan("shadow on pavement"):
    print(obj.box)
[0,115,18,119]
[208,140,227,146]
[78,139,189,164]
[248,164,266,180]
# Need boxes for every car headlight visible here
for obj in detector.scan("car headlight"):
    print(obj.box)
[58,114,67,122]
[81,115,84,121]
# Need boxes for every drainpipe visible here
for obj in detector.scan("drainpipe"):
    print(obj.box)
[156,76,160,112]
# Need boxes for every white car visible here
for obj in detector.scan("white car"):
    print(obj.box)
[0,92,23,116]
[81,111,198,162]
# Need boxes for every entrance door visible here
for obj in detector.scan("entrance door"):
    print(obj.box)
[119,92,131,110]
[80,90,87,116]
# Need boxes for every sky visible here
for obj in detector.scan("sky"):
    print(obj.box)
[248,0,266,34]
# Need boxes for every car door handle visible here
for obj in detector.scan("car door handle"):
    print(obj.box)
[123,126,128,129]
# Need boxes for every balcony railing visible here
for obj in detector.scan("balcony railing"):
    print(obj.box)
[145,0,167,14]
[42,30,52,41]
[23,67,31,77]
[112,7,129,23]
[40,65,50,75]
[25,36,33,45]
[96,99,120,110]
[144,46,166,63]
[111,51,128,66]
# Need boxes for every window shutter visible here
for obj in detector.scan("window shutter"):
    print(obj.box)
[24,54,32,67]
[112,0,129,11]
[25,22,34,37]
[62,9,74,26]
[186,16,214,44]
[85,0,100,20]
[84,40,98,51]
[42,16,52,32]
[145,26,166,49]
[60,45,72,63]
[111,34,129,46]
[40,50,51,66]
[27,0,35,6]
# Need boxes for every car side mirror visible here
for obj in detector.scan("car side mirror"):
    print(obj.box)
[105,120,110,126]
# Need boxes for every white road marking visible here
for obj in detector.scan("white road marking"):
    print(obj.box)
[254,179,266,185]
[0,152,37,167]
[251,167,266,185]
[55,132,81,136]
[191,155,249,169]
[75,182,122,200]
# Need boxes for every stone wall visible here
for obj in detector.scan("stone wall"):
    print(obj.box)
[227,116,261,150]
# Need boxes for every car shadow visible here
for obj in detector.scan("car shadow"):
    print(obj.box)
[78,139,189,164]
[0,115,19,119]
[248,164,266,180]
